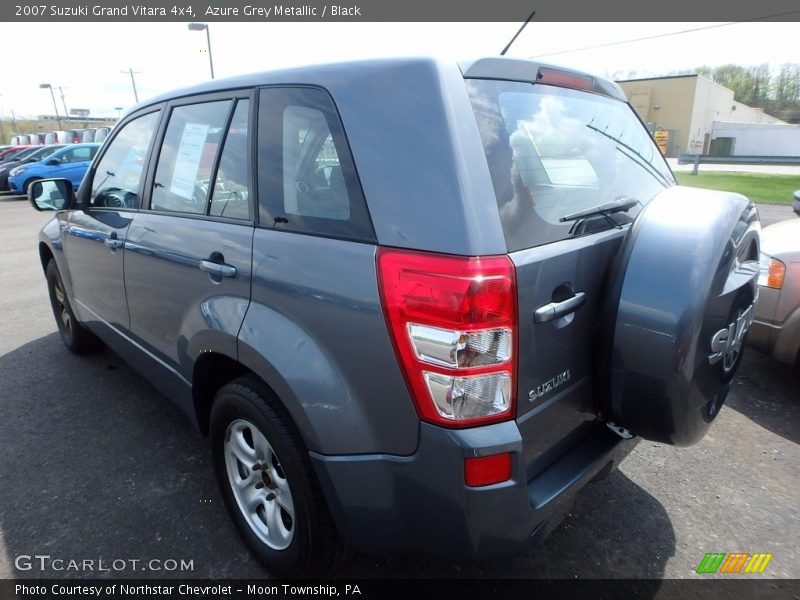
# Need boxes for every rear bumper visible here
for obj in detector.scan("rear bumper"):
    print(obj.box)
[310,420,638,558]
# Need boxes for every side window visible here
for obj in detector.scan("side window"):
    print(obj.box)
[258,87,374,242]
[151,100,231,215]
[65,146,95,162]
[91,111,160,209]
[209,99,251,220]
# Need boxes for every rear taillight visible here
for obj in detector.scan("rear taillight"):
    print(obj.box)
[377,248,517,428]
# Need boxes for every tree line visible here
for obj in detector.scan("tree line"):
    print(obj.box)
[695,63,800,122]
[610,63,800,124]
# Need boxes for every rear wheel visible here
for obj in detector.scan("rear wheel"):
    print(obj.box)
[45,260,100,353]
[210,376,346,575]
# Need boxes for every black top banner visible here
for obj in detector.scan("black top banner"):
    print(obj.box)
[2,0,800,22]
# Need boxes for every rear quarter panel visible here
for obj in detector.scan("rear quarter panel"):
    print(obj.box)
[239,230,419,455]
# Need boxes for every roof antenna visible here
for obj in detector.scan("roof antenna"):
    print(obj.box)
[500,9,536,56]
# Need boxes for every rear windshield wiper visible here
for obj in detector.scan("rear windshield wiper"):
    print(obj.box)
[559,197,640,223]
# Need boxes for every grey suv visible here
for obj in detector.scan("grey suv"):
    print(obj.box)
[29,57,760,574]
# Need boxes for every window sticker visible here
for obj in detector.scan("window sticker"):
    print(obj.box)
[170,122,209,199]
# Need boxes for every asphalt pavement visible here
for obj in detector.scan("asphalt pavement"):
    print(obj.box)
[0,196,797,581]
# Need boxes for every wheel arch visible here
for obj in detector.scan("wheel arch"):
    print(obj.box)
[192,351,316,454]
[192,352,251,436]
[38,241,54,273]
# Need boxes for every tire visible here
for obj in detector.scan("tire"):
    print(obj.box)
[45,259,101,354]
[210,376,347,575]
[601,187,760,446]
[23,178,42,194]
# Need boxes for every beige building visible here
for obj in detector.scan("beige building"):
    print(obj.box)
[618,74,786,157]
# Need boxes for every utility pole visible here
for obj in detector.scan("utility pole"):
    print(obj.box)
[58,86,69,123]
[121,68,140,103]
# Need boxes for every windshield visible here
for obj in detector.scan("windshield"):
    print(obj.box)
[466,79,675,251]
[28,145,62,160]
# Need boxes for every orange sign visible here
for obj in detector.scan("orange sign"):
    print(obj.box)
[654,130,669,155]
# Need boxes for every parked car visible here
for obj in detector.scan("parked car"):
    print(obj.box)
[0,146,31,161]
[0,145,65,191]
[94,127,111,144]
[9,142,98,194]
[750,219,800,366]
[793,190,799,215]
[81,129,96,143]
[27,57,760,574]
[44,132,59,145]
[29,133,47,145]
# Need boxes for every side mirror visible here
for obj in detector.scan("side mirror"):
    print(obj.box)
[28,179,74,212]
[46,159,59,166]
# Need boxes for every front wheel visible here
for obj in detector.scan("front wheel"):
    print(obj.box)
[209,376,346,575]
[45,259,100,353]
[23,178,42,194]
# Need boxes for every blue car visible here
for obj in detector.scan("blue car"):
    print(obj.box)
[9,143,100,194]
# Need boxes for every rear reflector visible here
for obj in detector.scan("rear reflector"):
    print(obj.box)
[377,248,517,428]
[537,67,594,91]
[464,453,512,487]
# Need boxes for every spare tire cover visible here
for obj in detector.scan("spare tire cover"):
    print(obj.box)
[604,186,760,446]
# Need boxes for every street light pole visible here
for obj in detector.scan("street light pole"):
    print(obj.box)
[39,83,62,129]
[188,23,215,79]
[121,68,140,103]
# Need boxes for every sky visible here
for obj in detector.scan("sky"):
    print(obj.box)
[0,21,799,120]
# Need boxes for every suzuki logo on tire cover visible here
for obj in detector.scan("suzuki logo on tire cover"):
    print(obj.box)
[708,304,754,372]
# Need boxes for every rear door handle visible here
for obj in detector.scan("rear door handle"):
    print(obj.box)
[199,259,236,279]
[534,292,586,323]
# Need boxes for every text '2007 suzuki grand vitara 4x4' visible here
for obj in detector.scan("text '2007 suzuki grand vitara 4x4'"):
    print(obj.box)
[29,57,759,574]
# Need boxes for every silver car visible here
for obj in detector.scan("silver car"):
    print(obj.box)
[751,218,800,366]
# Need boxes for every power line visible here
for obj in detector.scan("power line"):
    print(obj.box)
[529,11,800,59]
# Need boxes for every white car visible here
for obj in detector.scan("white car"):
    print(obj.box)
[750,218,800,366]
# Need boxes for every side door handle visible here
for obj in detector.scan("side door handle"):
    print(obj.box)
[104,232,124,251]
[534,292,586,324]
[199,259,236,279]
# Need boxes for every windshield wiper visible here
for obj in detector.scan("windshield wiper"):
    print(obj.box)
[560,197,640,223]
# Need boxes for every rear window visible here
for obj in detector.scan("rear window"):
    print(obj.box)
[466,79,675,251]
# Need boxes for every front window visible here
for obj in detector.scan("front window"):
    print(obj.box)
[467,79,675,251]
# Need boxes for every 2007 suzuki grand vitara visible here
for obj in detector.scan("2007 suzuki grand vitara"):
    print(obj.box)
[29,57,759,574]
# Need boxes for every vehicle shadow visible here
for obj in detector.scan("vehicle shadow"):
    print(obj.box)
[727,350,800,445]
[0,333,674,584]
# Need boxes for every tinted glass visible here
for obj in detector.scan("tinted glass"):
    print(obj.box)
[31,145,64,160]
[209,99,251,220]
[90,111,160,209]
[467,79,674,251]
[257,87,374,242]
[151,100,231,215]
[59,146,96,163]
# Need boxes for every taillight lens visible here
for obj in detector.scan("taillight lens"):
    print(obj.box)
[758,254,785,289]
[377,248,517,427]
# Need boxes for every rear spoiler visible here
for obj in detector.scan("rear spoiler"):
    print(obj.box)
[459,57,627,101]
